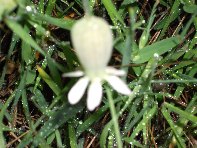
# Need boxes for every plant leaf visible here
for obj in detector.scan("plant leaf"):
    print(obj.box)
[133,37,181,63]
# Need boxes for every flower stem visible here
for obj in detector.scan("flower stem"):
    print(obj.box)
[82,0,91,16]
[106,87,123,148]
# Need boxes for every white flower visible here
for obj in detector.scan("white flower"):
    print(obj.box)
[63,16,132,111]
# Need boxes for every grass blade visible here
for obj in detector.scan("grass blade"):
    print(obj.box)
[133,37,181,63]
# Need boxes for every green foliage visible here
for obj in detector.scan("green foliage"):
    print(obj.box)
[0,0,196,147]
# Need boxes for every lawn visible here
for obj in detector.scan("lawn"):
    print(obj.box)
[0,0,197,147]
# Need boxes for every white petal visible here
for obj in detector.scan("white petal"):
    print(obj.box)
[87,79,103,111]
[105,76,132,95]
[105,67,126,76]
[68,77,89,104]
[62,71,84,77]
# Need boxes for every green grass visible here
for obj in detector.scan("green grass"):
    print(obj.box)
[0,0,197,147]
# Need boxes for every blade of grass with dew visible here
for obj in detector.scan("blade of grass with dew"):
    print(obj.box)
[128,8,143,77]
[142,55,159,144]
[26,68,36,85]
[124,104,157,143]
[45,0,56,15]
[33,42,54,92]
[28,20,48,39]
[47,133,55,145]
[101,0,124,25]
[21,40,34,65]
[158,0,180,40]
[161,106,186,148]
[154,6,180,30]
[107,130,115,148]
[154,92,178,101]
[121,8,136,79]
[0,91,16,147]
[171,60,196,99]
[183,4,197,14]
[12,71,26,107]
[38,0,45,13]
[124,102,149,133]
[170,71,188,99]
[18,103,83,147]
[46,46,62,87]
[164,102,197,123]
[172,72,197,82]
[168,23,197,99]
[181,0,194,5]
[184,47,197,60]
[0,127,5,147]
[151,79,197,84]
[170,94,197,147]
[77,138,84,148]
[123,97,144,133]
[37,65,61,95]
[188,32,197,50]
[121,0,136,6]
[68,123,77,148]
[30,12,75,30]
[47,57,62,88]
[55,130,63,147]
[60,42,78,70]
[121,32,132,80]
[0,103,11,122]
[127,140,145,148]
[172,61,195,70]
[33,104,83,147]
[101,0,125,37]
[133,36,181,63]
[5,18,46,56]
[139,2,157,49]
[100,120,113,148]
[21,88,32,128]
[0,34,19,88]
[166,50,185,61]
[39,143,51,148]
[180,10,197,38]
[31,88,50,116]
[157,44,195,79]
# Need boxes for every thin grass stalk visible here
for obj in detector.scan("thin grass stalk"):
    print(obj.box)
[106,87,123,148]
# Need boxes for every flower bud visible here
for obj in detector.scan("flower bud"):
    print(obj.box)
[71,16,113,77]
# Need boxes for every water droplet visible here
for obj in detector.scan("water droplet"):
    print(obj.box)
[26,6,33,12]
